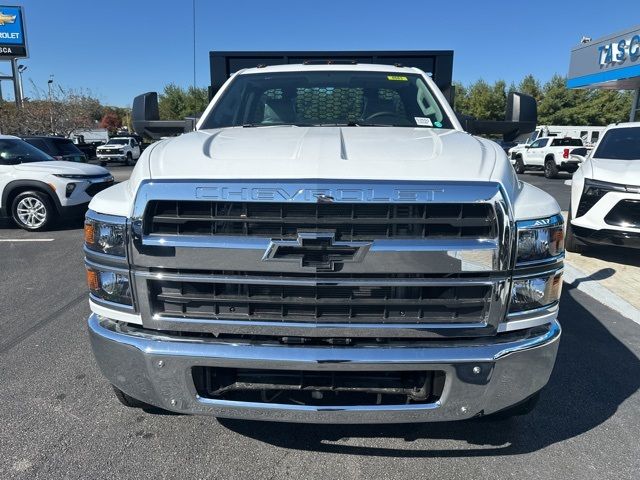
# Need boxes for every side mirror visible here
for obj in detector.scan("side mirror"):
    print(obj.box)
[460,92,537,142]
[525,145,532,149]
[505,92,537,125]
[132,92,191,139]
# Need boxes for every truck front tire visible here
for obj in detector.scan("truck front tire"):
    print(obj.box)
[514,156,526,174]
[11,190,55,231]
[125,152,133,166]
[544,157,559,179]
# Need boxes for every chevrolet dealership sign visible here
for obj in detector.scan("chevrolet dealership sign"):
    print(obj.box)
[568,25,640,89]
[0,5,27,58]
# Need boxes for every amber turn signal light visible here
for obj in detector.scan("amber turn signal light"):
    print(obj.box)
[86,269,100,291]
[84,222,95,244]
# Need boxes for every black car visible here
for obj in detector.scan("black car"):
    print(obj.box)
[22,136,87,163]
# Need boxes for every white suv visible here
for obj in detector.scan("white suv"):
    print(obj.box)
[96,137,141,166]
[567,123,640,252]
[0,135,113,231]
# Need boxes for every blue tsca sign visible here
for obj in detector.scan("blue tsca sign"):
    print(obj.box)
[598,35,640,66]
[0,5,27,58]
[568,25,640,89]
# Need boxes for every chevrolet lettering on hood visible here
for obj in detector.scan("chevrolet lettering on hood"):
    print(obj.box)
[195,186,444,202]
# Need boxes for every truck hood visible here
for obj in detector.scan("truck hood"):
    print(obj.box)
[148,126,497,181]
[14,161,110,176]
[587,157,640,185]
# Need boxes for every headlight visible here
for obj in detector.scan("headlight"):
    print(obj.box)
[510,271,563,313]
[516,214,564,265]
[577,179,630,217]
[54,174,92,179]
[84,212,127,257]
[86,267,132,306]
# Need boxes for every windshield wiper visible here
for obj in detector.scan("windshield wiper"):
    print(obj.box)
[313,122,398,127]
[242,123,306,128]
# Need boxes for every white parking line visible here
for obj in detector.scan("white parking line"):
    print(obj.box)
[564,263,640,325]
[0,238,55,242]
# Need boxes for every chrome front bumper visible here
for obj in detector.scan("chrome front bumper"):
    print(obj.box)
[89,314,561,423]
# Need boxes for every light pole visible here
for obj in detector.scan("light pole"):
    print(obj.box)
[48,75,54,133]
[17,64,26,105]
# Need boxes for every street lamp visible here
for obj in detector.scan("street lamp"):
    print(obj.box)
[16,64,26,105]
[48,75,54,133]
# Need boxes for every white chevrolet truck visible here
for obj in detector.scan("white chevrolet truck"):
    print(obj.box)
[96,137,141,166]
[510,136,585,178]
[85,52,563,423]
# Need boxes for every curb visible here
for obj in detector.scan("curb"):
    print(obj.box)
[564,262,640,325]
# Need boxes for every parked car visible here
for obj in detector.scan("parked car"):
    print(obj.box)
[509,136,585,178]
[0,135,113,231]
[566,122,640,252]
[85,58,563,423]
[96,137,141,166]
[22,136,87,163]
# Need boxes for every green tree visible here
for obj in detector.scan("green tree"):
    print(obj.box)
[538,74,588,124]
[452,81,469,113]
[459,79,507,121]
[517,74,543,102]
[158,83,209,120]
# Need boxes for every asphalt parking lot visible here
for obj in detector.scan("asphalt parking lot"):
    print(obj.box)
[1,166,639,479]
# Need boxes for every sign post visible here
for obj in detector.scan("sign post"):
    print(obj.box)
[0,5,28,106]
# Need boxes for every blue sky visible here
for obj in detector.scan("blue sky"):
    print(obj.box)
[1,0,637,107]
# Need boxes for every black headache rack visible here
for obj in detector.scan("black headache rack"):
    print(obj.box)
[132,50,535,141]
[209,50,455,100]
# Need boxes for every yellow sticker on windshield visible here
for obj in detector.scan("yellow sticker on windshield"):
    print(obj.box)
[387,75,408,81]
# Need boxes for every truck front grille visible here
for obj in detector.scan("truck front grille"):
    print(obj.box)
[147,273,493,324]
[131,181,511,338]
[145,201,496,240]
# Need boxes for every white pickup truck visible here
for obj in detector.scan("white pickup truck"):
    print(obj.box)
[96,137,141,166]
[85,60,563,424]
[510,136,585,178]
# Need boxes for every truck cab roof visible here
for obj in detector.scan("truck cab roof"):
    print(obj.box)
[236,63,425,76]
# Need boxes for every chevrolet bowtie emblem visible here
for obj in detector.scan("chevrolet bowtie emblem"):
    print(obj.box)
[262,232,371,271]
[0,12,17,26]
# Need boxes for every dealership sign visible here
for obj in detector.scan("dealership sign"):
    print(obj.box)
[568,25,640,89]
[0,5,27,58]
[598,35,640,66]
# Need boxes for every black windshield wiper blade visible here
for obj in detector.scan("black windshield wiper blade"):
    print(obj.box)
[242,123,307,128]
[315,122,398,127]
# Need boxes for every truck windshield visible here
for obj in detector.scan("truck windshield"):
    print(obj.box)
[551,138,582,147]
[0,139,53,164]
[593,127,640,160]
[200,71,453,129]
[106,139,128,145]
